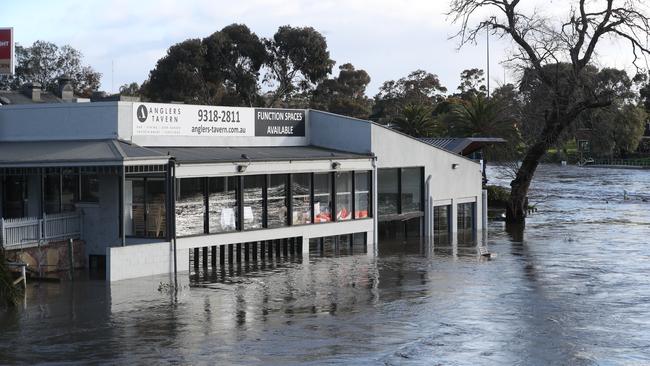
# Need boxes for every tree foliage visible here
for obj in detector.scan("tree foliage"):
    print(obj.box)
[311,63,372,119]
[0,40,101,97]
[449,0,650,222]
[449,94,519,140]
[456,68,487,99]
[264,25,334,107]
[392,103,441,137]
[203,24,267,106]
[372,70,447,123]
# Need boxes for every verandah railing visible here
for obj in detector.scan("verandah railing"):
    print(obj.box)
[0,212,82,250]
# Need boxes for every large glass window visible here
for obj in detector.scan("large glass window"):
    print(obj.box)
[267,174,288,228]
[434,205,451,244]
[335,172,352,221]
[292,173,312,225]
[313,173,332,223]
[209,177,238,233]
[401,167,422,213]
[61,168,79,212]
[243,175,265,230]
[354,171,371,219]
[175,178,205,237]
[457,202,476,243]
[378,168,398,216]
[44,172,61,214]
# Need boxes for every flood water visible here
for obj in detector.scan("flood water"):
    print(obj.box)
[2,164,650,365]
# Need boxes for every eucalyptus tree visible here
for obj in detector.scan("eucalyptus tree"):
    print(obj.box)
[449,0,650,223]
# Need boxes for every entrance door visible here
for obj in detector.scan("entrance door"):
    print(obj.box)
[126,177,166,238]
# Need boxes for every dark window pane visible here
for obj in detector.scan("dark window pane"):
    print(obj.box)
[378,168,398,216]
[434,205,451,245]
[61,169,79,212]
[209,177,238,233]
[80,173,99,203]
[313,173,332,223]
[401,167,422,213]
[292,173,311,225]
[243,175,264,230]
[175,178,205,237]
[354,171,370,219]
[3,175,27,218]
[335,171,352,221]
[267,174,288,228]
[146,179,166,238]
[44,172,61,214]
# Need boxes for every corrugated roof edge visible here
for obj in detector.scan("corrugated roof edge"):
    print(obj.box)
[307,109,480,165]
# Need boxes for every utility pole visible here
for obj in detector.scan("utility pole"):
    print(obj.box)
[486,27,490,98]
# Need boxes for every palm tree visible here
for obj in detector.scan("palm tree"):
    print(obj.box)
[392,103,440,137]
[450,95,519,139]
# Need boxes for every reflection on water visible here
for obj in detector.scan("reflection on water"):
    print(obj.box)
[2,165,650,364]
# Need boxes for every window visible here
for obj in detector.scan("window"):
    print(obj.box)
[175,178,205,237]
[267,174,288,228]
[243,175,265,230]
[209,177,238,233]
[80,173,99,203]
[61,168,79,212]
[434,205,451,244]
[44,171,61,214]
[292,173,312,225]
[401,167,422,213]
[335,172,352,221]
[354,171,371,219]
[145,179,166,238]
[378,168,399,216]
[2,175,27,218]
[457,202,475,243]
[313,173,332,223]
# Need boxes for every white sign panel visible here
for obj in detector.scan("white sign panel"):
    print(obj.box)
[132,103,307,138]
[133,103,255,137]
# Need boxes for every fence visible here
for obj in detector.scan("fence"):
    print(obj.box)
[0,212,82,250]
[590,159,650,168]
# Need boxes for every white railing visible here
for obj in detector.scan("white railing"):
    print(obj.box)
[1,212,82,250]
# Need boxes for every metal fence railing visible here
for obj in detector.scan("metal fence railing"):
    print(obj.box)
[0,212,82,250]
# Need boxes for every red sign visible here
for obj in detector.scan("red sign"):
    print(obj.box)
[0,28,14,75]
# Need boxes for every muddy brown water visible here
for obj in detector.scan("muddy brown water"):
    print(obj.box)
[1,164,650,365]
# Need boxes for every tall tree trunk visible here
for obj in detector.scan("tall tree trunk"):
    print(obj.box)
[506,115,566,223]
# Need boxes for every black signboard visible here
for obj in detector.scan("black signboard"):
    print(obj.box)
[254,108,305,137]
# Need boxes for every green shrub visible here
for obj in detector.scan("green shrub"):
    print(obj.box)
[0,249,22,308]
[486,185,510,208]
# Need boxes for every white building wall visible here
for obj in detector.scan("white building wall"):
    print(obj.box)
[370,124,484,235]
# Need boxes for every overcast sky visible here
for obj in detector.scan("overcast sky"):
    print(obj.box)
[2,0,639,95]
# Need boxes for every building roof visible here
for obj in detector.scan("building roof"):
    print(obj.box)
[148,145,372,164]
[0,90,67,105]
[0,140,168,167]
[418,137,507,156]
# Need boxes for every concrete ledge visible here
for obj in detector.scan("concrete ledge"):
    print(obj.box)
[107,241,189,282]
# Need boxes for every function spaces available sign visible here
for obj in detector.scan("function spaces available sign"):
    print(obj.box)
[132,103,306,138]
[0,28,14,75]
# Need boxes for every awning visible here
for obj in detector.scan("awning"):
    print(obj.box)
[0,140,170,167]
[418,137,507,156]
[147,145,373,164]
